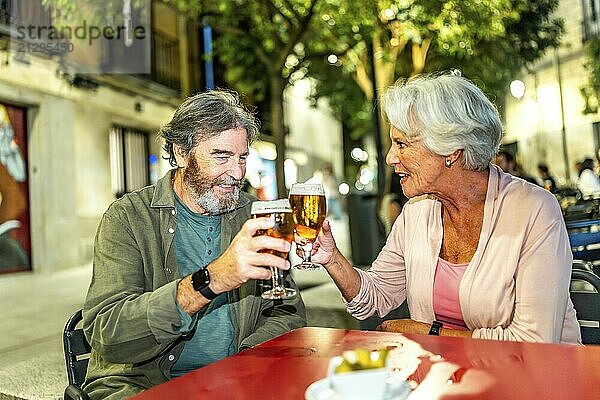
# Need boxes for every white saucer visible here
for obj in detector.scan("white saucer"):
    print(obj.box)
[305,374,412,400]
[305,378,340,400]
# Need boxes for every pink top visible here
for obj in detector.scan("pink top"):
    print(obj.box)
[347,164,581,344]
[433,257,468,330]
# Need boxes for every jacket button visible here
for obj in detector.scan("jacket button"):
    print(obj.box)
[168,228,175,234]
[171,209,176,215]
[168,354,175,361]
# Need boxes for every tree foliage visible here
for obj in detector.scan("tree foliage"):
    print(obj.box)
[41,0,564,189]
[308,0,563,145]
[582,37,600,114]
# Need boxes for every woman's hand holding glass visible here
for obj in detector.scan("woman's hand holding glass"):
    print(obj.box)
[302,219,337,266]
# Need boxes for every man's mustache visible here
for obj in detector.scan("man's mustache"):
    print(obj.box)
[213,177,242,188]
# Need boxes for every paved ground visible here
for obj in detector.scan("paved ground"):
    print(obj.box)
[0,216,360,400]
[0,266,91,400]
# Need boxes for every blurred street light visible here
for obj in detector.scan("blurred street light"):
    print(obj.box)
[338,182,350,195]
[351,147,368,162]
[510,80,525,99]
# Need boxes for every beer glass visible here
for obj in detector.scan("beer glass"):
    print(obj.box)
[251,199,297,299]
[289,183,327,269]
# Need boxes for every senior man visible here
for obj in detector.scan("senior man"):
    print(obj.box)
[82,89,306,399]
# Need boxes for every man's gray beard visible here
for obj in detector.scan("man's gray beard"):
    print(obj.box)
[181,153,243,215]
[194,187,240,215]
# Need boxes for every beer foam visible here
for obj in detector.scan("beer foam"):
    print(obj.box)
[289,183,325,195]
[251,199,292,214]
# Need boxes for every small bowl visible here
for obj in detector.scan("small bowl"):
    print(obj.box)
[326,354,411,400]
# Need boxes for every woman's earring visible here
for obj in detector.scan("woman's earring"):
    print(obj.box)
[445,158,452,168]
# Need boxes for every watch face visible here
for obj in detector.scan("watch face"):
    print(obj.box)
[192,268,210,291]
[192,268,218,300]
[429,321,443,335]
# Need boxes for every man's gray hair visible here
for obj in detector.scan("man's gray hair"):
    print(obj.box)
[159,89,260,167]
[382,71,503,171]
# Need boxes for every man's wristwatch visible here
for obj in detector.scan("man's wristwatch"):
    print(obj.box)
[429,320,443,336]
[190,268,218,300]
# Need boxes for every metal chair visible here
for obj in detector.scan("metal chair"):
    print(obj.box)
[572,260,594,272]
[63,309,91,400]
[570,269,600,345]
[563,197,600,222]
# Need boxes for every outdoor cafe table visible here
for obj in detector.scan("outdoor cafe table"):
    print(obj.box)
[130,327,600,400]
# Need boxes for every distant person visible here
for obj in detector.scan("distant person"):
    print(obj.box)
[308,162,343,220]
[309,72,580,344]
[322,162,343,220]
[83,90,306,399]
[494,150,537,184]
[494,150,516,173]
[381,173,409,233]
[577,158,600,198]
[537,164,557,193]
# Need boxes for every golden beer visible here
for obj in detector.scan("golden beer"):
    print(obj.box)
[251,199,297,299]
[288,183,327,269]
[289,194,327,242]
[254,211,294,259]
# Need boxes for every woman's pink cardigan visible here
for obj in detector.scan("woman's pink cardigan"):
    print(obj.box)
[347,164,581,344]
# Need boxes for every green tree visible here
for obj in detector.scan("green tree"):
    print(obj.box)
[188,0,369,196]
[581,37,600,114]
[42,0,563,194]
[310,0,563,142]
[306,0,562,193]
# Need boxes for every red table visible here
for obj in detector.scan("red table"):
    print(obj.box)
[131,327,600,400]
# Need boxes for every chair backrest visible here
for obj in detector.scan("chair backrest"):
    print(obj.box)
[63,309,92,387]
[570,269,600,345]
[566,218,600,231]
[572,259,594,272]
[567,219,600,268]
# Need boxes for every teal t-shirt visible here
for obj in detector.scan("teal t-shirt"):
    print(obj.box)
[170,195,236,378]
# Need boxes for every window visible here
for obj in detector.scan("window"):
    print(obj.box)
[150,1,181,90]
[0,1,9,26]
[109,126,150,197]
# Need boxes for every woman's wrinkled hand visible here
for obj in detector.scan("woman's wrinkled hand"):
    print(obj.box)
[300,219,337,265]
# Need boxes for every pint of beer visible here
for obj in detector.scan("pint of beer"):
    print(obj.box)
[289,183,327,269]
[289,183,327,242]
[251,199,296,299]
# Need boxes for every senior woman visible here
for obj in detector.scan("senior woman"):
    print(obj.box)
[312,71,581,344]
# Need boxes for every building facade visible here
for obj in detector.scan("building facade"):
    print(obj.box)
[0,0,204,273]
[504,0,600,185]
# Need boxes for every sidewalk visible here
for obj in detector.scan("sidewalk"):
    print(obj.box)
[0,266,91,400]
[0,215,357,400]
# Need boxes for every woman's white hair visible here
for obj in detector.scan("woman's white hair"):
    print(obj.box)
[382,71,503,171]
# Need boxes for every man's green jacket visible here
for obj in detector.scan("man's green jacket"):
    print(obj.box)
[82,171,307,399]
